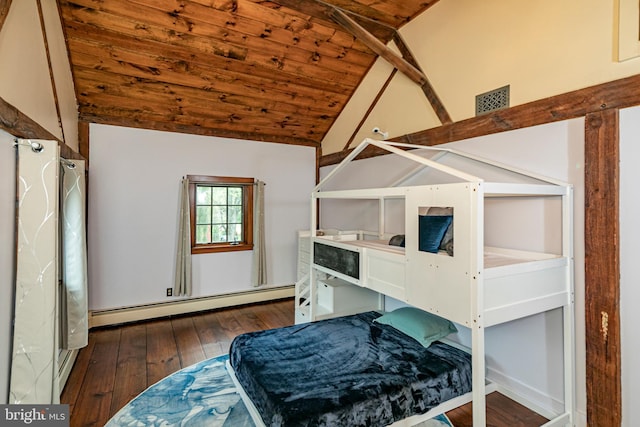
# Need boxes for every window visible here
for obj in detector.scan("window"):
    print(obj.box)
[188,175,254,254]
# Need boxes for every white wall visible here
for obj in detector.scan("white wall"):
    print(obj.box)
[319,119,586,422]
[620,106,640,427]
[88,124,315,310]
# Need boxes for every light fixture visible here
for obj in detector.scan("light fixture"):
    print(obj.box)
[372,127,389,139]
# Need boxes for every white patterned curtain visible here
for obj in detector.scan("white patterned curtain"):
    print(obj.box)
[175,177,192,296]
[11,139,60,404]
[60,159,88,350]
[252,180,267,286]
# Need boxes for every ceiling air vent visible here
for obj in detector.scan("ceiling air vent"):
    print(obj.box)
[476,85,510,116]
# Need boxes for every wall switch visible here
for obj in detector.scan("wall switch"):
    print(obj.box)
[166,288,172,297]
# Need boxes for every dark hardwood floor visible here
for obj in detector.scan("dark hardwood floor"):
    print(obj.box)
[61,299,548,426]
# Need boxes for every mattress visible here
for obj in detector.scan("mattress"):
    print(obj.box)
[229,311,472,427]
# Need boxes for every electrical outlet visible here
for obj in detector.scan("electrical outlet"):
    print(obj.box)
[166,288,172,297]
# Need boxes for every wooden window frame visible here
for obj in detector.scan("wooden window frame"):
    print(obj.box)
[188,175,254,254]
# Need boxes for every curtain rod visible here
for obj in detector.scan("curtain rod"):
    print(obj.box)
[60,158,76,169]
[13,138,43,153]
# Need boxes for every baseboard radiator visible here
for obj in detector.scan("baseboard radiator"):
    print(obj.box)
[89,285,295,328]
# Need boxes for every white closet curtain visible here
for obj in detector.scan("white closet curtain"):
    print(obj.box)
[60,160,88,350]
[252,180,267,286]
[175,177,192,296]
[10,139,60,404]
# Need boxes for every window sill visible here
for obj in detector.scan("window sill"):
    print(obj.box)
[192,243,253,254]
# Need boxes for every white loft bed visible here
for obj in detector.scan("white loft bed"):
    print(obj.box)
[298,138,575,427]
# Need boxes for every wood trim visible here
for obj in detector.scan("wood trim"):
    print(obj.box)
[78,120,89,162]
[342,69,398,151]
[392,32,452,124]
[320,73,640,166]
[36,0,65,143]
[270,0,396,41]
[0,95,59,141]
[330,9,429,87]
[187,175,254,254]
[0,0,11,34]
[0,96,84,161]
[83,115,320,148]
[584,109,621,427]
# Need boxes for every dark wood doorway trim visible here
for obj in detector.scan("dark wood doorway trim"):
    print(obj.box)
[584,109,621,426]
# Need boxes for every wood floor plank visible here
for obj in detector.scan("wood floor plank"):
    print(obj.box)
[192,311,233,359]
[146,318,180,385]
[171,316,206,368]
[232,304,271,333]
[63,299,548,427]
[212,305,249,340]
[60,332,97,415]
[110,323,147,417]
[252,299,295,329]
[446,392,549,426]
[68,328,120,427]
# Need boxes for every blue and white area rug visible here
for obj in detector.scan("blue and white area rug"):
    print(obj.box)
[106,354,453,427]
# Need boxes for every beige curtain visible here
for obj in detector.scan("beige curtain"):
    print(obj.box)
[252,180,267,286]
[60,159,88,350]
[174,177,192,296]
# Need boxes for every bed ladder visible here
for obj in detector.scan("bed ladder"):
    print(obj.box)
[294,272,311,323]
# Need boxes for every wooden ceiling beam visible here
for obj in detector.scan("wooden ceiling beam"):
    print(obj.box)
[82,113,320,147]
[270,0,396,41]
[392,32,451,124]
[320,72,640,166]
[274,0,452,130]
[0,0,12,33]
[330,9,429,86]
[0,95,59,141]
[331,8,453,125]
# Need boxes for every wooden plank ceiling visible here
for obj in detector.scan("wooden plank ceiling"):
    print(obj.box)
[58,0,439,147]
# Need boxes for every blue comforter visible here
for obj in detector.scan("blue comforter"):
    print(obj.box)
[229,311,472,427]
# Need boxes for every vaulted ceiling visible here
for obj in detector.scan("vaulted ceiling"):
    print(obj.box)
[58,0,440,147]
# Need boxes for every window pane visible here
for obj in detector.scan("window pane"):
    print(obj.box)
[228,205,242,223]
[230,223,242,242]
[196,225,211,244]
[196,186,211,205]
[196,206,211,224]
[212,206,227,223]
[190,177,253,252]
[228,187,242,205]
[212,224,227,242]
[211,187,227,205]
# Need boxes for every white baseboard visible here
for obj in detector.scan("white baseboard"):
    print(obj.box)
[487,366,564,420]
[89,285,294,328]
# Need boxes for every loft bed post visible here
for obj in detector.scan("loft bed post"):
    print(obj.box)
[471,181,486,427]
[309,191,319,321]
[378,197,385,238]
[562,185,576,425]
[471,326,487,426]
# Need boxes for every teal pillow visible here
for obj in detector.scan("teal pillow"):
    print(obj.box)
[374,307,457,348]
[418,215,453,253]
